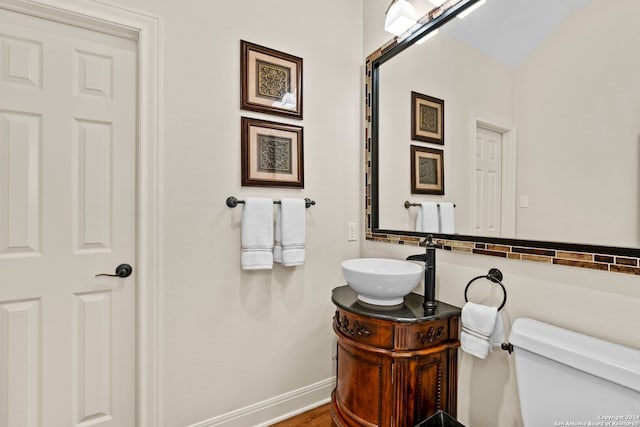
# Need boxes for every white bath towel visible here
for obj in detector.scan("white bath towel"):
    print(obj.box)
[461,302,503,359]
[241,198,274,270]
[439,202,455,234]
[416,202,439,233]
[274,198,306,267]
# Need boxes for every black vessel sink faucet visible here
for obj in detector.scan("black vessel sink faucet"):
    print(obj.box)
[406,234,437,314]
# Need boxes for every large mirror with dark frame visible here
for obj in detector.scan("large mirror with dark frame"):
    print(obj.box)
[369,0,640,261]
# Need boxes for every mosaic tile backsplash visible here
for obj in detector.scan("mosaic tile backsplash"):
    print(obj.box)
[366,233,640,276]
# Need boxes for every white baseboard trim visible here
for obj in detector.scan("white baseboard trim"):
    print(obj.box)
[187,377,335,427]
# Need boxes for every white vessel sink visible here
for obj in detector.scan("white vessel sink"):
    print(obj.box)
[341,258,424,306]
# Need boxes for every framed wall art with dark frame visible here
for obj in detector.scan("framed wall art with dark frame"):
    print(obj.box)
[411,91,444,144]
[411,145,444,195]
[240,40,303,119]
[241,117,304,188]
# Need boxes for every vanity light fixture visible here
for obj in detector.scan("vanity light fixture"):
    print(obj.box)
[457,0,486,18]
[384,0,418,36]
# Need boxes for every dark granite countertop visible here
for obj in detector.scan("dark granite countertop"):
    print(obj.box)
[332,285,461,323]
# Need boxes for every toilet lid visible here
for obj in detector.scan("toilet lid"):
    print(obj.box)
[510,318,640,392]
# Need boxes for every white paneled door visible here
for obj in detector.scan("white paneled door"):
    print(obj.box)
[0,8,137,427]
[474,126,503,237]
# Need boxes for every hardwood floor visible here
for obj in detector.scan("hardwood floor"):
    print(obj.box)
[269,403,332,426]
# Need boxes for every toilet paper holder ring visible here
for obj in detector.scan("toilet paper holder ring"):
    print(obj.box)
[463,268,507,312]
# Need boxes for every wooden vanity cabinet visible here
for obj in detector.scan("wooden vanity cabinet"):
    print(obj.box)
[330,286,461,427]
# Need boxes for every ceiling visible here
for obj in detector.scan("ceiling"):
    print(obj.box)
[439,0,593,68]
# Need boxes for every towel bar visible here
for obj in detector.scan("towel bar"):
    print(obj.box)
[226,196,315,209]
[404,201,456,209]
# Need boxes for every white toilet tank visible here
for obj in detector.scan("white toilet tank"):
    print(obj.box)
[510,318,640,426]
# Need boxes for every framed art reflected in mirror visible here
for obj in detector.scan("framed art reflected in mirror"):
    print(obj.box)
[411,145,444,195]
[411,91,444,144]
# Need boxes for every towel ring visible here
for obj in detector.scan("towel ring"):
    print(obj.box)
[464,268,507,311]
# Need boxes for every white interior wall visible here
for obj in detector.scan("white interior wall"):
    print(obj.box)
[514,0,640,246]
[116,0,363,425]
[363,1,640,426]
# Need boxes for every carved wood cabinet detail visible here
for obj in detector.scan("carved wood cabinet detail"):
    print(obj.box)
[330,287,461,427]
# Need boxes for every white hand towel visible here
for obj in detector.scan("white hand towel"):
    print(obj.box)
[241,198,274,270]
[416,202,439,232]
[461,302,502,359]
[274,198,306,267]
[439,202,455,234]
[489,314,504,350]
